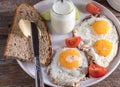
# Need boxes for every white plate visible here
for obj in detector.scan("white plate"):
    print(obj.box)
[17,0,120,87]
[107,0,120,12]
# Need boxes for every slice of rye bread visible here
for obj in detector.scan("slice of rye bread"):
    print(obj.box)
[4,3,52,66]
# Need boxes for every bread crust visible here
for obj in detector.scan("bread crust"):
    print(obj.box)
[4,3,52,66]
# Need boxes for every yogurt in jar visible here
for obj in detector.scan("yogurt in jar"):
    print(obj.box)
[51,0,75,34]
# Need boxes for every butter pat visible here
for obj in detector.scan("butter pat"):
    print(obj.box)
[19,19,31,37]
[37,27,41,36]
[18,19,41,37]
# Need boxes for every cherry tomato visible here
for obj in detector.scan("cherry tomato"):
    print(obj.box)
[89,64,107,78]
[86,2,100,14]
[65,37,81,48]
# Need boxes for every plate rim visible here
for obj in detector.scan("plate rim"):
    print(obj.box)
[17,0,120,87]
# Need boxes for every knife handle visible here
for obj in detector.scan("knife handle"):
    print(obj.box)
[35,56,44,87]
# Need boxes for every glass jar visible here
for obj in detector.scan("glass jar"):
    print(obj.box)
[50,0,75,34]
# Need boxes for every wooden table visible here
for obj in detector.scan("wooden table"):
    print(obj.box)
[0,0,120,87]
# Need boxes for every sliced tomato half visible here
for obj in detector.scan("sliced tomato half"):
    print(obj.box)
[86,2,100,14]
[65,36,81,48]
[89,64,107,78]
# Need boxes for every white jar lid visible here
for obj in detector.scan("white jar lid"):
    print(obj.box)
[107,0,120,12]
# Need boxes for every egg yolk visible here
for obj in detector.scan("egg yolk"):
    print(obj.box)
[94,40,113,56]
[59,49,82,69]
[92,20,110,34]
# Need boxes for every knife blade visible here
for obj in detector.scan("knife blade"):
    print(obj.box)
[31,22,44,87]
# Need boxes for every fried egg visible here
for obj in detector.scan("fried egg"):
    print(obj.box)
[88,38,118,67]
[47,48,88,87]
[73,15,119,67]
[74,15,114,41]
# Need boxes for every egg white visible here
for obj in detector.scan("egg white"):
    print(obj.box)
[47,47,88,86]
[73,15,119,67]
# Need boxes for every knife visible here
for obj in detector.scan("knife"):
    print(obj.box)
[31,22,44,87]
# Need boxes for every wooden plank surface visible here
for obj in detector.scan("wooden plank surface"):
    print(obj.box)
[0,0,120,87]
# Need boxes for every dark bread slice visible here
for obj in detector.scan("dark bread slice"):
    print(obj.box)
[4,3,52,66]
